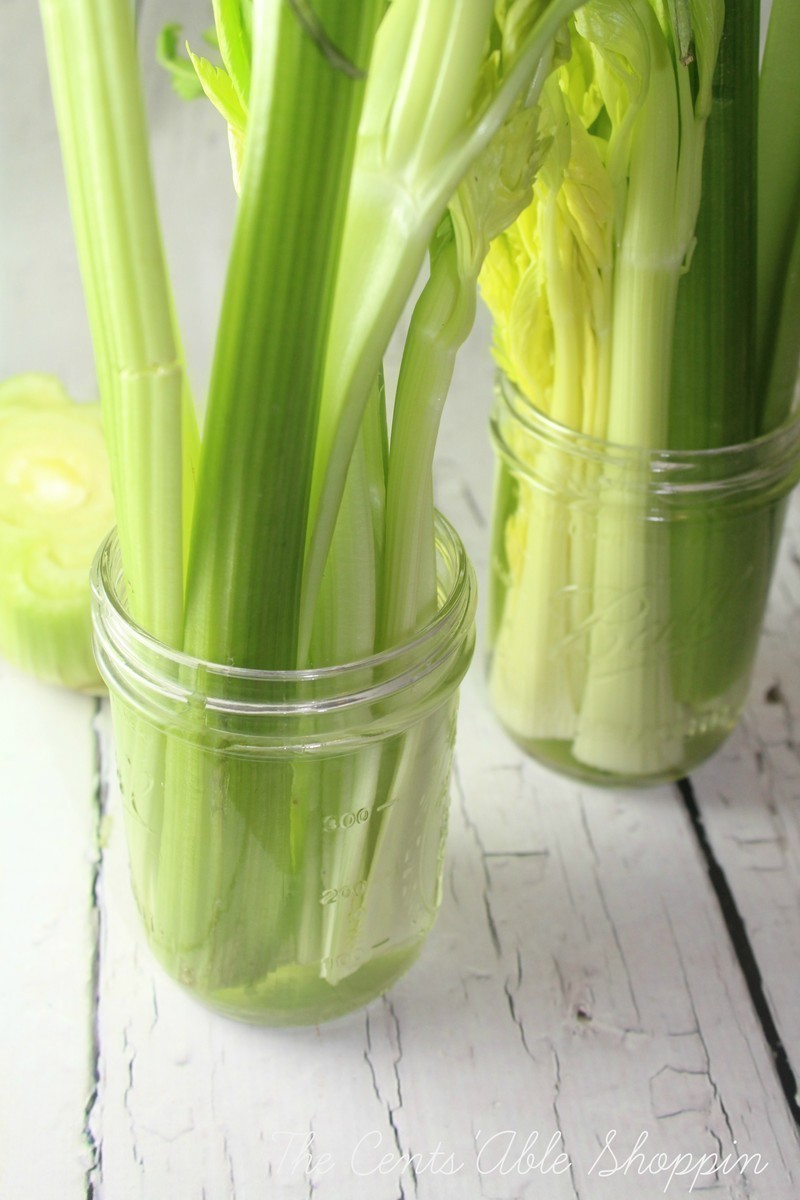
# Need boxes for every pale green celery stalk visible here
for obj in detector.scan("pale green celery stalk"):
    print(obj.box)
[380,72,549,648]
[150,0,387,995]
[380,223,474,647]
[358,699,458,966]
[299,0,585,659]
[572,0,724,775]
[40,0,196,925]
[316,10,568,983]
[361,89,552,970]
[759,0,800,430]
[303,400,385,981]
[483,69,615,744]
[307,370,388,671]
[349,235,477,983]
[39,0,193,645]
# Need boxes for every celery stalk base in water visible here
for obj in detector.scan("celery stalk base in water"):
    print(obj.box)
[112,712,455,1024]
[487,381,800,786]
[92,517,475,1024]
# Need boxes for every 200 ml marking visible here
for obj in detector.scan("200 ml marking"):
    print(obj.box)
[320,880,367,906]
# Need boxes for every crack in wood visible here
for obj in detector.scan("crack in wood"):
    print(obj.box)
[677,776,800,1132]
[384,998,417,1200]
[452,756,502,957]
[549,1041,582,1200]
[503,952,535,1063]
[362,1007,415,1200]
[84,700,107,1200]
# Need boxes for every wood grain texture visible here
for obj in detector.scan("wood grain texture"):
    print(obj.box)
[0,668,99,1200]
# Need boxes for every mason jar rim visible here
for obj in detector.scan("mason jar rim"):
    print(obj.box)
[90,512,476,720]
[492,371,800,498]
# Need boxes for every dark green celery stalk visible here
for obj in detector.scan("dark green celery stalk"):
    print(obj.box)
[183,0,385,669]
[669,2,759,448]
[759,0,800,431]
[668,1,762,707]
[152,1,386,996]
[763,218,800,431]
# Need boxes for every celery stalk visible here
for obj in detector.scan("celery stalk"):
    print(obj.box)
[759,0,800,430]
[39,0,193,646]
[381,224,475,647]
[183,0,384,670]
[481,1,736,775]
[149,0,386,990]
[574,24,685,768]
[571,1,724,773]
[668,1,761,709]
[299,0,584,656]
[670,4,759,450]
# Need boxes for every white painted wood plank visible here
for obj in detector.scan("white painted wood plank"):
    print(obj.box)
[0,665,99,1200]
[0,10,106,1191]
[690,489,800,1085]
[0,7,103,1193]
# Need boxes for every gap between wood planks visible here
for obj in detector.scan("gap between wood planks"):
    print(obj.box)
[677,776,800,1130]
[84,699,106,1200]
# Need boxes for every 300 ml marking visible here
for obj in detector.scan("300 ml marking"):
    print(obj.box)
[323,807,370,832]
[323,798,398,833]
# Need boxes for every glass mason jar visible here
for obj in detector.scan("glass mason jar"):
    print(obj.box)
[488,373,800,786]
[91,514,476,1025]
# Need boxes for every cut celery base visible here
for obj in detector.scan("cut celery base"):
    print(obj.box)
[170,940,427,1028]
[498,724,739,788]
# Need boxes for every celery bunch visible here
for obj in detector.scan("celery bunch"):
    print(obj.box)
[481,0,800,779]
[38,0,583,1005]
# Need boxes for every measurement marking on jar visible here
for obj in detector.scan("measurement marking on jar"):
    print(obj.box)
[323,807,370,833]
[321,950,365,971]
[319,880,367,905]
[376,798,398,813]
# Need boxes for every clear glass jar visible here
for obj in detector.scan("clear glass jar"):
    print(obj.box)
[488,373,800,786]
[91,514,476,1025]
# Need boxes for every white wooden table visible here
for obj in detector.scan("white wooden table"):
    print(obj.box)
[3,3,799,1197]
